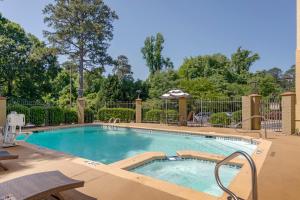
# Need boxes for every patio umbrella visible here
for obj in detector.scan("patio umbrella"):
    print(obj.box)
[161,90,191,123]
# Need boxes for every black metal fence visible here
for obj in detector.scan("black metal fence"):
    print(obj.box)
[187,98,242,128]
[6,99,85,127]
[260,97,282,132]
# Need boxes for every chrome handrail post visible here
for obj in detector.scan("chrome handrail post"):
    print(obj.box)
[215,151,258,200]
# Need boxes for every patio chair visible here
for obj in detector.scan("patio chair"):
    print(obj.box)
[0,150,18,170]
[0,171,84,200]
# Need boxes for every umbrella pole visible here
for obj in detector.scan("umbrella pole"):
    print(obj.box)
[166,99,168,124]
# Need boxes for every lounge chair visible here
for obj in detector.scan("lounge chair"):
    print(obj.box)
[0,151,18,170]
[0,171,84,200]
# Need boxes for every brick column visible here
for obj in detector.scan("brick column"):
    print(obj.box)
[281,92,296,135]
[242,96,251,130]
[250,94,261,130]
[178,97,187,126]
[0,97,6,127]
[77,98,85,124]
[242,94,261,130]
[135,99,142,123]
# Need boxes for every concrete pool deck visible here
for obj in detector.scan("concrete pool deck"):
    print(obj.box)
[0,123,298,199]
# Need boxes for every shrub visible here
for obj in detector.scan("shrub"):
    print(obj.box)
[166,110,179,122]
[46,107,64,125]
[98,108,135,122]
[209,112,231,127]
[64,109,78,124]
[84,108,94,123]
[144,109,162,122]
[232,110,242,123]
[29,106,46,126]
[144,109,178,123]
[7,104,30,123]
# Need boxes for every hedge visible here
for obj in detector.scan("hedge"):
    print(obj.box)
[84,108,94,123]
[46,107,64,125]
[232,110,242,123]
[29,106,46,126]
[144,109,162,122]
[144,109,178,123]
[64,109,78,124]
[209,112,231,127]
[7,104,30,123]
[98,108,135,122]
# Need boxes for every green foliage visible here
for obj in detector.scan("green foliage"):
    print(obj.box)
[144,109,178,123]
[232,110,242,123]
[29,106,46,126]
[84,108,94,123]
[141,33,173,74]
[145,109,162,122]
[98,108,135,122]
[46,107,64,125]
[209,112,231,127]
[7,104,29,123]
[0,14,59,99]
[178,54,230,80]
[148,70,179,98]
[179,77,225,99]
[64,109,78,124]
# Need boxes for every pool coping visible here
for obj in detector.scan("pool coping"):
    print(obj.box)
[20,123,272,200]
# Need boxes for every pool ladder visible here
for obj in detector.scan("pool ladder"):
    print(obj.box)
[214,151,258,200]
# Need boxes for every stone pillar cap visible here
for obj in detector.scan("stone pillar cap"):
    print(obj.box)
[0,97,6,100]
[281,92,296,96]
[249,94,262,97]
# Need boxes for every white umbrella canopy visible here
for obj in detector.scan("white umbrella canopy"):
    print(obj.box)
[161,89,191,99]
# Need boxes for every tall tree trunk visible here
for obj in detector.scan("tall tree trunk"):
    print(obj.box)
[78,54,84,98]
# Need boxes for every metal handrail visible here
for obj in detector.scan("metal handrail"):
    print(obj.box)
[215,151,258,200]
[234,115,267,139]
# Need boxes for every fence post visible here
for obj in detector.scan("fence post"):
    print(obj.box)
[0,97,6,127]
[179,97,187,126]
[242,94,261,130]
[135,98,142,123]
[77,98,85,124]
[281,92,296,135]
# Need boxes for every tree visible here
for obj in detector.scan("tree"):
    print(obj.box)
[113,55,133,80]
[0,13,30,96]
[147,70,179,98]
[230,47,260,74]
[141,33,173,74]
[43,0,118,97]
[178,54,230,80]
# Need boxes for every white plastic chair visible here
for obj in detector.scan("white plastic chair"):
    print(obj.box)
[3,112,25,147]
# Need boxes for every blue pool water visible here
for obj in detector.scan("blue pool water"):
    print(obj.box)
[131,159,240,197]
[22,126,256,164]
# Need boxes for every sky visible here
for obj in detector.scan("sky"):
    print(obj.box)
[0,0,296,80]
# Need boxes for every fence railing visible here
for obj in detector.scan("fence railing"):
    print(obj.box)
[6,99,94,127]
[260,97,282,132]
[187,98,242,128]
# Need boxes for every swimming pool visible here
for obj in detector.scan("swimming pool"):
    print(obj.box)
[23,125,257,164]
[130,159,240,197]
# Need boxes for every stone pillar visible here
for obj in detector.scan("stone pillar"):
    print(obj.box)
[281,92,296,135]
[135,99,142,123]
[250,94,261,130]
[178,97,187,126]
[242,96,251,130]
[77,98,85,124]
[0,97,6,127]
[295,0,300,130]
[242,94,261,130]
